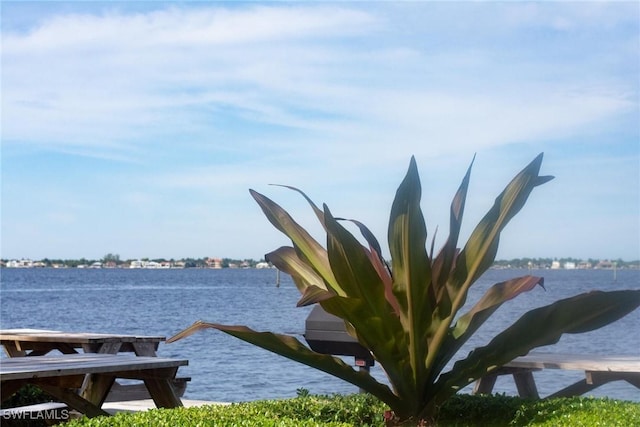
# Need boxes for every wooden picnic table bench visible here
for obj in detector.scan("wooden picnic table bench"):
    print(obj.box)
[0,329,189,401]
[0,353,188,418]
[474,352,640,399]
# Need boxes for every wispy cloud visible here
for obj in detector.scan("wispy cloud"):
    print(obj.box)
[1,2,637,260]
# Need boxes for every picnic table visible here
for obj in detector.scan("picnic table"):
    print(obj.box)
[0,329,189,402]
[0,353,187,418]
[0,329,165,357]
[474,352,640,399]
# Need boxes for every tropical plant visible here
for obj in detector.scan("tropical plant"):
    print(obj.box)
[169,154,640,426]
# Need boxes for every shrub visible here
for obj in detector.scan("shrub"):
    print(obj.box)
[512,397,640,426]
[0,385,53,409]
[62,394,640,427]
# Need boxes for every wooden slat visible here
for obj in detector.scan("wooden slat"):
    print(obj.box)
[0,354,187,381]
[0,329,165,345]
[505,352,640,372]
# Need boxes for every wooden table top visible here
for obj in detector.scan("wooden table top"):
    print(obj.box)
[0,353,188,381]
[505,352,640,372]
[0,329,165,344]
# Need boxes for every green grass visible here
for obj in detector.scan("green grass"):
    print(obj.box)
[59,393,639,427]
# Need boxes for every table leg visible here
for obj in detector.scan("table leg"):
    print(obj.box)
[473,374,498,394]
[144,378,183,408]
[513,371,539,399]
[80,342,123,398]
[81,374,116,407]
[2,341,27,357]
[96,343,123,354]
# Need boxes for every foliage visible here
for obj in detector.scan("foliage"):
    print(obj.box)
[0,385,60,427]
[511,396,640,426]
[64,394,383,427]
[170,154,640,425]
[62,394,640,427]
[0,385,53,409]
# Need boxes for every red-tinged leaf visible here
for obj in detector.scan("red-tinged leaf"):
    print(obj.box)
[272,184,326,229]
[431,157,474,314]
[335,216,399,315]
[297,285,335,307]
[369,249,401,316]
[320,295,413,399]
[265,246,327,294]
[324,205,398,322]
[453,275,545,339]
[427,153,550,363]
[447,154,553,320]
[335,217,386,268]
[431,276,545,376]
[250,189,342,294]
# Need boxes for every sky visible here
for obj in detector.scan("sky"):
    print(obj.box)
[1,1,638,262]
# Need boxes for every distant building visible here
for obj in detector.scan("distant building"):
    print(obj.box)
[551,261,561,269]
[596,260,615,269]
[130,260,145,269]
[6,259,34,268]
[564,262,576,270]
[206,258,223,269]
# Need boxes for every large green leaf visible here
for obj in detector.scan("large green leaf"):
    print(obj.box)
[426,154,553,371]
[432,289,640,399]
[431,157,474,312]
[250,189,342,295]
[334,217,399,314]
[265,246,326,293]
[450,154,554,306]
[324,204,394,318]
[271,185,326,226]
[336,217,388,271]
[167,320,404,413]
[387,156,433,397]
[452,275,545,340]
[431,276,545,377]
[319,295,414,409]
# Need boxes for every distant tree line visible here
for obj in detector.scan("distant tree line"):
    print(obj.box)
[1,254,267,269]
[492,257,639,269]
[3,255,638,269]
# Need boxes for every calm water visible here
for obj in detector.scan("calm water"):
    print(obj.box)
[0,268,638,402]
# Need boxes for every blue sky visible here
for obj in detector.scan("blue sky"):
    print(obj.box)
[1,1,638,262]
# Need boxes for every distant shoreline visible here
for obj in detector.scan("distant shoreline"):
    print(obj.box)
[2,258,639,270]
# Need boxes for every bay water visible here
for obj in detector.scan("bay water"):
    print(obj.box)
[1,268,638,402]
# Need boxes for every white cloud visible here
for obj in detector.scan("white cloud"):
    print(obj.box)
[1,2,637,260]
[4,2,634,163]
